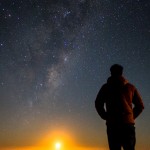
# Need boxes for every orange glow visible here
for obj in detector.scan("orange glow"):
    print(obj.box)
[38,129,76,150]
[0,130,107,150]
[0,146,106,150]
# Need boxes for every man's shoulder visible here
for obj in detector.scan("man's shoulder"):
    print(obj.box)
[101,83,109,89]
[98,83,108,93]
[125,82,136,90]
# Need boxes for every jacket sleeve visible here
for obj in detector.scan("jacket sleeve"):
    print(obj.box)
[132,88,144,119]
[95,85,107,120]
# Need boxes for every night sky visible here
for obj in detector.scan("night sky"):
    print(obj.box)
[0,0,150,150]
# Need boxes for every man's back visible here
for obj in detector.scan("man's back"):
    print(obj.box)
[96,75,144,125]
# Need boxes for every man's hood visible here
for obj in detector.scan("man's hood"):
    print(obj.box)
[107,76,128,86]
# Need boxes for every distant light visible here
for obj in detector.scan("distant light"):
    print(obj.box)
[55,142,61,149]
[64,57,68,62]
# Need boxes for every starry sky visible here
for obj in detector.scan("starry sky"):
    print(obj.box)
[0,0,150,150]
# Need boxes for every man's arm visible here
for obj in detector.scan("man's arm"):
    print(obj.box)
[133,88,144,119]
[95,85,107,120]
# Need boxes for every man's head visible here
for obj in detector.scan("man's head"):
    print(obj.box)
[110,64,123,76]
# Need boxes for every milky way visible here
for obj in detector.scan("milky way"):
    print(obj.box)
[0,0,150,149]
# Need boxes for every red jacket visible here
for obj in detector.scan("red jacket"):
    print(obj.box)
[95,76,144,125]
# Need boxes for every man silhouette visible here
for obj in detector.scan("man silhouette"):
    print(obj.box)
[95,64,144,150]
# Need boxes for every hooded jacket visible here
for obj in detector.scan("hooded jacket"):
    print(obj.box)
[95,76,144,125]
